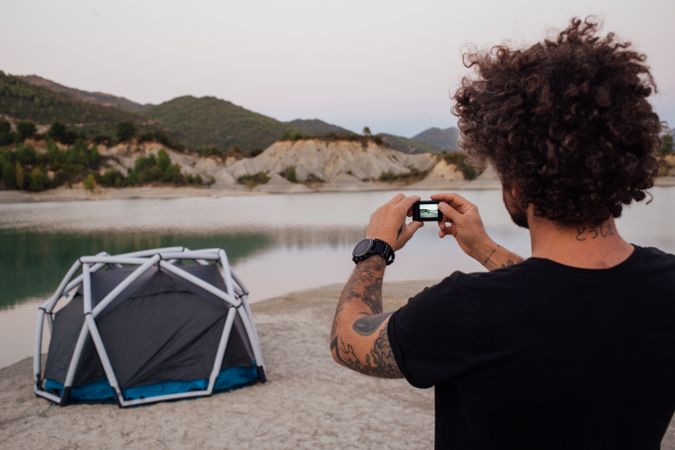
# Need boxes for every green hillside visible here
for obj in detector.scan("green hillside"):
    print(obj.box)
[142,96,296,153]
[0,71,146,136]
[378,133,444,154]
[19,75,148,113]
[287,119,355,137]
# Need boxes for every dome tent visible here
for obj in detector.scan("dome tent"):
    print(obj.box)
[34,247,266,407]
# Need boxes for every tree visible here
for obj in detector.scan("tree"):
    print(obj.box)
[660,135,673,156]
[83,174,97,192]
[0,119,14,146]
[362,126,372,136]
[15,162,25,189]
[1,160,16,188]
[157,149,171,173]
[117,122,136,142]
[28,167,48,191]
[49,122,77,145]
[88,144,101,168]
[17,121,36,141]
[16,145,37,166]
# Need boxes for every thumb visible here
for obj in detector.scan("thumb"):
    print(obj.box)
[438,202,462,223]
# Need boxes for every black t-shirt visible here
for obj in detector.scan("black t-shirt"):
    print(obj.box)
[388,244,675,450]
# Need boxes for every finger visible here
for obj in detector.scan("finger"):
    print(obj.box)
[448,223,458,237]
[386,192,405,207]
[438,201,462,222]
[431,192,475,212]
[399,220,423,244]
[397,194,421,212]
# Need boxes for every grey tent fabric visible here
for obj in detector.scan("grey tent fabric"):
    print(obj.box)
[34,247,266,407]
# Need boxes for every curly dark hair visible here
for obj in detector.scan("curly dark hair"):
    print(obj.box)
[453,17,661,225]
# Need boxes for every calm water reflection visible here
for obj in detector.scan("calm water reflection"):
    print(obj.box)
[0,188,673,368]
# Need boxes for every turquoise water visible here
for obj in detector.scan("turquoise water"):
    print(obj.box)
[0,188,673,368]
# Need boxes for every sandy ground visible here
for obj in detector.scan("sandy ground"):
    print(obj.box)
[2,280,675,450]
[0,281,436,450]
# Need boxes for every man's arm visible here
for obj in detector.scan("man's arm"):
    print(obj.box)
[330,193,423,378]
[432,192,524,271]
[467,240,525,271]
[330,256,402,378]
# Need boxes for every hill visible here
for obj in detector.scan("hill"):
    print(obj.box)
[378,133,444,154]
[228,138,437,190]
[0,71,146,136]
[19,75,148,113]
[141,96,297,153]
[412,127,460,152]
[286,119,355,136]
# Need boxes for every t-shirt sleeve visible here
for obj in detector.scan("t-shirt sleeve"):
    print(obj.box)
[387,271,472,389]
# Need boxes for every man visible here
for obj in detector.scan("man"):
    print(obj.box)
[330,17,675,450]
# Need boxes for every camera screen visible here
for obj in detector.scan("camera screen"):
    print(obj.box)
[419,203,439,219]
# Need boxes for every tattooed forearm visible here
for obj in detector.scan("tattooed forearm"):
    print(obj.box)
[353,312,393,336]
[576,222,616,241]
[330,255,403,378]
[331,256,385,339]
[331,325,401,378]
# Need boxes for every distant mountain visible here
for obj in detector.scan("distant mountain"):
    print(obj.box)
[378,133,444,154]
[412,127,460,152]
[0,71,146,136]
[141,96,296,153]
[19,75,148,113]
[286,119,355,137]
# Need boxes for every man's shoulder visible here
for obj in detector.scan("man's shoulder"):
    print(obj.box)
[437,259,536,291]
[407,261,534,309]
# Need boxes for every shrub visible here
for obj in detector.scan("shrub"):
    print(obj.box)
[17,121,36,141]
[0,120,13,146]
[280,130,307,141]
[28,167,48,191]
[162,164,184,184]
[48,122,77,145]
[378,168,428,183]
[99,169,125,187]
[16,145,37,166]
[280,166,297,183]
[440,152,478,180]
[116,121,136,142]
[1,160,16,188]
[83,174,97,192]
[157,149,171,172]
[237,172,270,188]
[15,162,25,189]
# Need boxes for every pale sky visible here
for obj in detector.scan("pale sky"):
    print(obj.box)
[1,0,674,136]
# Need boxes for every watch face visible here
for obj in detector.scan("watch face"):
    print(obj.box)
[353,239,373,257]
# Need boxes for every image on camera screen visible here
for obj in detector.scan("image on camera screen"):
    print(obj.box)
[420,204,439,219]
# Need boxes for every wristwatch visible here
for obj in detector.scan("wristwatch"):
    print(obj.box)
[352,238,395,265]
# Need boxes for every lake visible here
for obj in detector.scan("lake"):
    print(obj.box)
[1,188,674,369]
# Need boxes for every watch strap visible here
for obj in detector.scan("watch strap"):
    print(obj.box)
[352,238,395,266]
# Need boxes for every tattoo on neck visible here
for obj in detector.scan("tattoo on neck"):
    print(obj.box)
[575,222,616,242]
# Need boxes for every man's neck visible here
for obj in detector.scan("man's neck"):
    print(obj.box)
[528,213,634,269]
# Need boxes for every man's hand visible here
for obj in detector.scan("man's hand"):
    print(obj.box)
[431,192,494,259]
[431,192,524,270]
[366,193,424,251]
